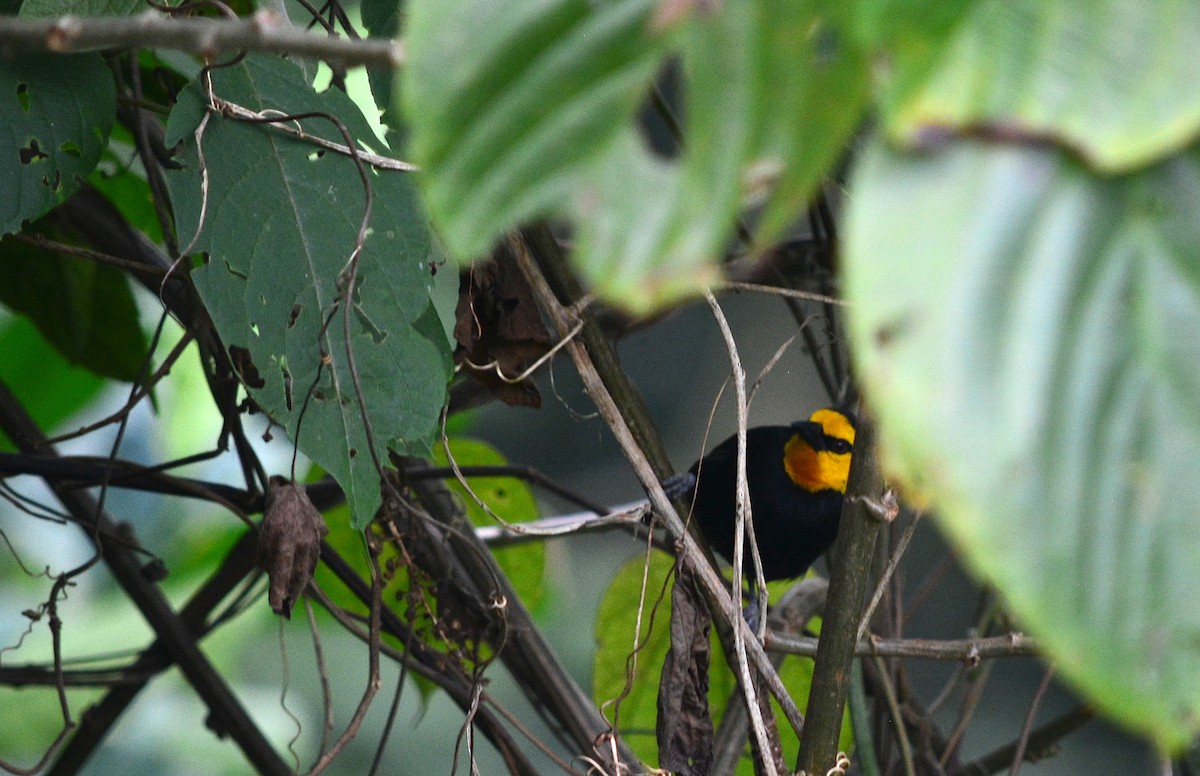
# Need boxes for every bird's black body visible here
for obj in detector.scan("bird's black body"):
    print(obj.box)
[670,410,855,582]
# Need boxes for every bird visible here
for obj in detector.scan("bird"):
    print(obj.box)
[664,408,856,583]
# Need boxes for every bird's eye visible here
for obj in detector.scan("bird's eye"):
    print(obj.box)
[828,439,852,455]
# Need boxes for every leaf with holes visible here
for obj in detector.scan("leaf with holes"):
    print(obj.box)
[0,54,115,236]
[844,138,1200,750]
[166,55,454,528]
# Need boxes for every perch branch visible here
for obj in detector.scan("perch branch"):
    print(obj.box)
[0,11,402,67]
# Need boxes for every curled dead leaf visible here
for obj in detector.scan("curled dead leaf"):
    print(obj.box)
[257,476,328,618]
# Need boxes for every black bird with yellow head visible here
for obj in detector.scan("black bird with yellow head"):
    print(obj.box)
[666,408,857,582]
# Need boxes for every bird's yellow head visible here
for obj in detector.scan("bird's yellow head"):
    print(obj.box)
[783,408,856,494]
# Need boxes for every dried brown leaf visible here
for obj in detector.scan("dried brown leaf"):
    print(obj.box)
[257,477,328,618]
[657,565,714,776]
[454,250,551,408]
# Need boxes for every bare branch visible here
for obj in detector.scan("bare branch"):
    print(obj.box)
[0,11,403,68]
[765,632,1041,661]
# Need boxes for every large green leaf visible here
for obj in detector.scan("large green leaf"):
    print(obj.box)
[0,54,115,236]
[166,55,454,527]
[403,0,666,258]
[884,0,1200,172]
[843,137,1200,750]
[571,2,869,308]
[403,0,868,314]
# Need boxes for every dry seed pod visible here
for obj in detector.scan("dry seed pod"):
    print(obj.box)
[257,477,328,618]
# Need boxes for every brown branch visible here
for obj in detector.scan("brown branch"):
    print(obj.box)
[313,541,541,776]
[764,632,1040,661]
[400,462,641,772]
[511,227,809,748]
[956,706,1095,776]
[796,412,885,775]
[0,12,402,67]
[47,531,260,776]
[0,380,292,776]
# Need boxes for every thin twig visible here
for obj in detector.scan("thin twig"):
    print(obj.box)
[13,233,168,277]
[723,281,848,306]
[858,512,923,642]
[872,655,915,776]
[957,706,1094,776]
[705,290,780,774]
[1009,667,1055,776]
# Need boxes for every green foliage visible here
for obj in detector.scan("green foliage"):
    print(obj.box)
[402,0,869,314]
[0,230,149,382]
[844,138,1200,750]
[431,437,546,612]
[0,316,104,450]
[0,0,1196,764]
[594,552,849,772]
[165,54,455,528]
[0,54,115,236]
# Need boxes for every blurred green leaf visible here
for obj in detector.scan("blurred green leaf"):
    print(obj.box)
[432,437,545,612]
[166,55,454,528]
[403,0,666,259]
[884,0,1200,171]
[844,137,1200,751]
[0,54,115,236]
[404,0,867,314]
[0,316,104,450]
[0,231,149,382]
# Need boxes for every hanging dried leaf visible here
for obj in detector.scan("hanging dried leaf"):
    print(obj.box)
[454,249,551,408]
[257,477,328,618]
[657,564,714,776]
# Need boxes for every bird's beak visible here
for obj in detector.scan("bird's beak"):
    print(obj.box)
[792,419,825,450]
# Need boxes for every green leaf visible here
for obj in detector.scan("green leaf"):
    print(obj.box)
[883,0,1200,172]
[431,438,545,612]
[89,146,165,245]
[0,54,115,236]
[403,0,667,260]
[578,1,869,308]
[843,137,1200,751]
[593,552,843,771]
[165,55,454,528]
[0,231,149,382]
[0,316,104,451]
[404,0,868,314]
